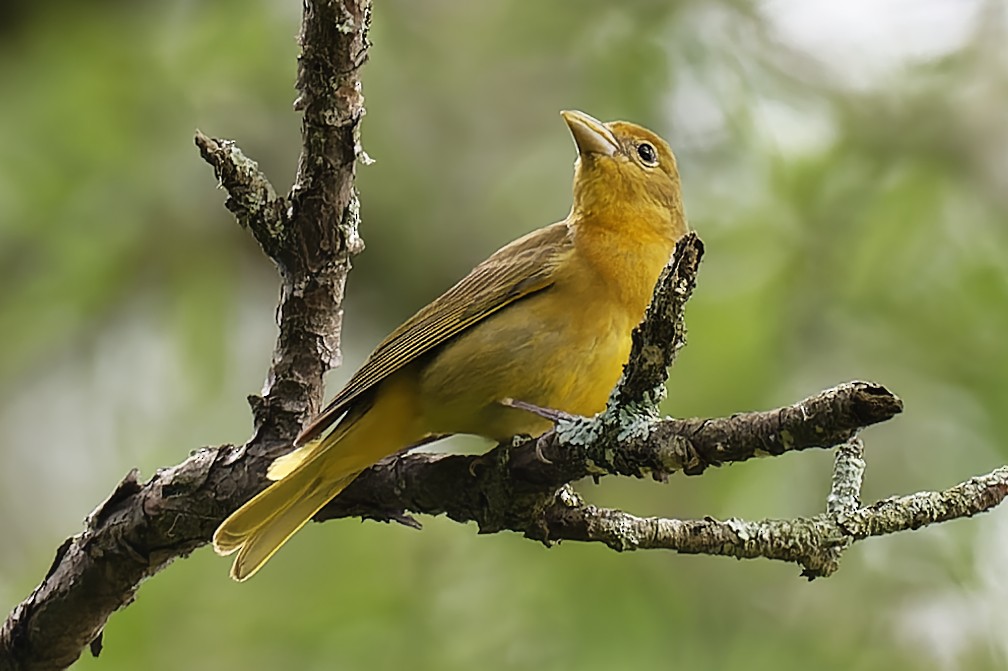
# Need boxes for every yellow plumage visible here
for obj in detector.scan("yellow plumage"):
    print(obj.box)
[213,110,689,581]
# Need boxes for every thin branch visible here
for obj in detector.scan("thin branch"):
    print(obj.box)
[536,465,1008,576]
[827,436,867,515]
[192,131,286,254]
[809,435,867,576]
[607,233,702,408]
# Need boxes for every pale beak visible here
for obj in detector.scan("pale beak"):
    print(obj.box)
[561,110,619,158]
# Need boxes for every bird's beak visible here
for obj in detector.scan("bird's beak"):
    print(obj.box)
[561,110,619,158]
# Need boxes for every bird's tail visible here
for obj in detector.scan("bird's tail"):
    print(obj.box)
[213,379,425,581]
[213,453,359,581]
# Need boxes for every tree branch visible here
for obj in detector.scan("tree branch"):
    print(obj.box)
[535,465,1008,574]
[320,379,903,528]
[0,2,371,669]
[3,1,1007,670]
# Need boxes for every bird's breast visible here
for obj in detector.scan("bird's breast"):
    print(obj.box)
[415,224,673,443]
[416,278,640,442]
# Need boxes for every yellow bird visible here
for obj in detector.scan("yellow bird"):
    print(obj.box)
[213,110,689,581]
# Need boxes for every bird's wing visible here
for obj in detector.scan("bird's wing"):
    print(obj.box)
[295,221,575,445]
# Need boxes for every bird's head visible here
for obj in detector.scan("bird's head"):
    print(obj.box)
[562,110,686,241]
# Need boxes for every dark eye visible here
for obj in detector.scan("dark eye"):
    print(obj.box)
[636,142,658,166]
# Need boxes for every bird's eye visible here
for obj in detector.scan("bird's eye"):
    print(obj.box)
[636,142,658,166]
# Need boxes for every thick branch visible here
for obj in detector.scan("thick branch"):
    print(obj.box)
[518,380,901,486]
[319,381,902,528]
[0,2,371,670]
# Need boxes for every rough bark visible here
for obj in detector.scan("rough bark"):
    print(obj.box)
[0,1,370,669]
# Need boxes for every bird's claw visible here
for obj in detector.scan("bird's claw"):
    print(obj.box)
[468,452,496,478]
[534,435,554,464]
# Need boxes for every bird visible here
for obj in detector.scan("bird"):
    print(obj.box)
[213,110,689,581]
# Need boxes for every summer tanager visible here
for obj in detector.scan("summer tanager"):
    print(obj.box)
[213,110,688,581]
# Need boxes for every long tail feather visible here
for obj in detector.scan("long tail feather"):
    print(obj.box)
[213,377,427,581]
[266,438,325,482]
[212,445,325,556]
[214,468,358,581]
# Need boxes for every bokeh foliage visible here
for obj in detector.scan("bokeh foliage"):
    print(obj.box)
[1,0,1006,669]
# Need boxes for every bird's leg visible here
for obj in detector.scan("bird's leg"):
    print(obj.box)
[499,397,578,423]
[499,398,578,464]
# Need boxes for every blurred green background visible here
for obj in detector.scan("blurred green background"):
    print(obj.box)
[2,0,1007,668]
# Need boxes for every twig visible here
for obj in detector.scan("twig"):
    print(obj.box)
[607,232,703,409]
[535,466,1008,569]
[806,435,867,577]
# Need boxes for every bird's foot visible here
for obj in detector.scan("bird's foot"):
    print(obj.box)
[533,435,554,464]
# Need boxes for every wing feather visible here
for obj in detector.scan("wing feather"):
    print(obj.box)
[295,221,575,445]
